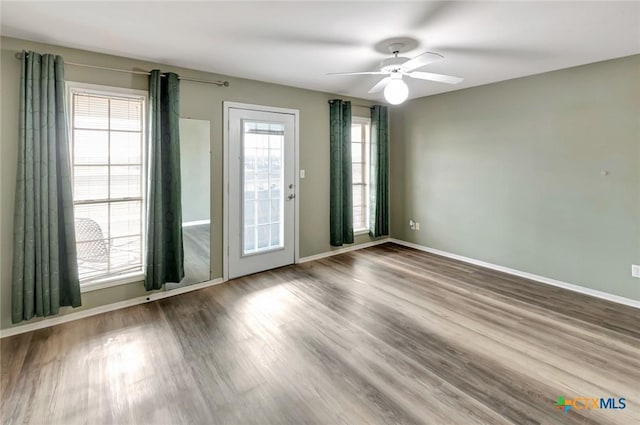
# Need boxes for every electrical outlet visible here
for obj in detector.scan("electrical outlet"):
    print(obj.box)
[415,222,420,230]
[632,265,640,279]
[409,219,415,230]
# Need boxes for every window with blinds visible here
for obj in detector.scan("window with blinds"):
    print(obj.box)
[69,85,146,283]
[352,117,370,233]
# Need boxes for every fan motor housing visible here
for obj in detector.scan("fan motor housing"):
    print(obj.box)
[380,57,409,73]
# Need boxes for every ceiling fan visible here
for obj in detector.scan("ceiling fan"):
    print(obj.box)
[328,43,464,105]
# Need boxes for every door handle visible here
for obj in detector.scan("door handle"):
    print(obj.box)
[288,194,296,200]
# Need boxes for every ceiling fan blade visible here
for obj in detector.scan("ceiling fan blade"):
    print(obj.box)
[401,52,444,72]
[368,77,392,93]
[408,71,464,84]
[326,71,387,76]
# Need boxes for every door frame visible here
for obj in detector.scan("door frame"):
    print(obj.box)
[223,101,300,282]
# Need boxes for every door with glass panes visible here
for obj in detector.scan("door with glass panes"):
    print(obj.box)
[228,107,296,279]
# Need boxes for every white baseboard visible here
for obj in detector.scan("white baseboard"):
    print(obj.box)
[0,278,225,338]
[6,237,634,338]
[3,239,387,338]
[389,238,640,309]
[297,238,390,263]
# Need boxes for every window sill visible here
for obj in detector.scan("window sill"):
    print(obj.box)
[354,229,370,236]
[80,272,145,293]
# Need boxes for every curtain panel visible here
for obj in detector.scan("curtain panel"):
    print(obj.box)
[329,99,354,246]
[12,51,81,323]
[370,105,389,237]
[145,70,185,290]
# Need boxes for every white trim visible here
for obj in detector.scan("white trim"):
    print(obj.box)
[297,238,389,263]
[223,104,230,281]
[66,81,149,283]
[0,278,224,339]
[182,219,210,227]
[66,81,148,99]
[80,272,144,293]
[389,239,640,309]
[351,116,371,232]
[294,111,300,265]
[223,102,300,282]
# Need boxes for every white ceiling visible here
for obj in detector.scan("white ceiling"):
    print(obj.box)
[2,1,639,101]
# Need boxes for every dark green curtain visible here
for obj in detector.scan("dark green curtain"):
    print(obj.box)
[329,99,354,246]
[145,70,184,290]
[369,105,389,237]
[12,51,81,323]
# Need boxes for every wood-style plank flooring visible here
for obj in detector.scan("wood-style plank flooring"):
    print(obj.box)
[2,243,639,424]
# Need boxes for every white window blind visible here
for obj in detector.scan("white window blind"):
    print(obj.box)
[351,118,370,232]
[69,88,145,283]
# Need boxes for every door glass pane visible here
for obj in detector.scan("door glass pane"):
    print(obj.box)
[242,121,285,255]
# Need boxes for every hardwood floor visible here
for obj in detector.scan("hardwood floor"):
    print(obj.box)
[1,243,638,425]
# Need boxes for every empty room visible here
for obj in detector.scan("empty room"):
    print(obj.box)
[0,1,638,424]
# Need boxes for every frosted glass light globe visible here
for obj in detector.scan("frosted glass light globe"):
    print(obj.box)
[384,79,409,105]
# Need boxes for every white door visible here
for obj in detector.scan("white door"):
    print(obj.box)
[227,107,296,279]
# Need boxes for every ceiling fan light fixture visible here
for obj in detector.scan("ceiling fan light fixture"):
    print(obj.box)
[384,79,409,105]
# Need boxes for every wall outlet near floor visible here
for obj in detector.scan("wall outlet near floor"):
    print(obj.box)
[409,220,420,230]
[632,265,640,279]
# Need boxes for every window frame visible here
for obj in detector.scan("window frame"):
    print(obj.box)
[66,82,148,292]
[351,116,371,235]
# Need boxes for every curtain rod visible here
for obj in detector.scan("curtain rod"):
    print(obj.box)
[15,52,230,87]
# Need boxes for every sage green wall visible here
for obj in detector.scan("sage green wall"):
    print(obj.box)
[0,36,380,331]
[390,55,640,301]
[179,118,211,223]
